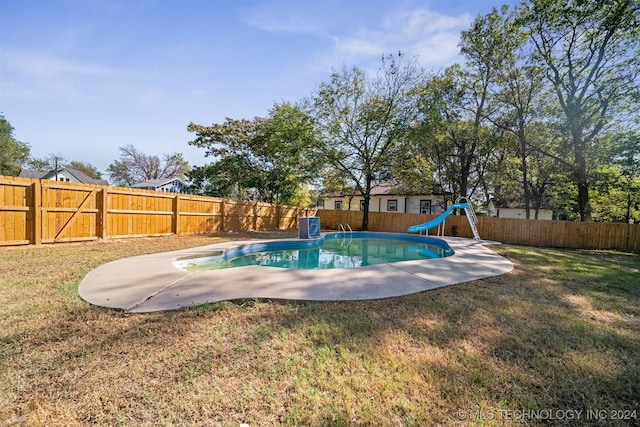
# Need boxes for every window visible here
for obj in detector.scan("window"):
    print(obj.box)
[360,200,365,211]
[420,200,431,214]
[387,199,398,211]
[335,201,342,210]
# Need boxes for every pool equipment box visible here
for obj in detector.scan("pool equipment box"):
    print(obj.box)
[298,217,320,239]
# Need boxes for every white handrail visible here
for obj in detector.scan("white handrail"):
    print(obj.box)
[458,196,480,240]
[468,206,478,224]
[462,205,481,240]
[338,223,352,234]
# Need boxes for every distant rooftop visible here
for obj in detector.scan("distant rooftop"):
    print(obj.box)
[18,166,109,185]
[131,177,187,188]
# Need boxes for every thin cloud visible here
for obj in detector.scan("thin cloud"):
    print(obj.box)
[326,7,472,69]
[4,51,119,78]
[333,36,386,57]
[1,50,132,103]
[244,2,475,73]
[400,8,472,35]
[240,2,328,34]
[243,12,323,34]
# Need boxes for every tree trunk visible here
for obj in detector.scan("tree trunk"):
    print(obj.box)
[625,191,631,224]
[362,195,370,231]
[361,176,373,231]
[575,151,592,222]
[519,124,531,219]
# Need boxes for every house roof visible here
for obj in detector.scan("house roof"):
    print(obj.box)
[323,181,445,198]
[131,177,188,188]
[18,169,47,179]
[61,167,109,185]
[370,181,402,195]
[19,166,109,185]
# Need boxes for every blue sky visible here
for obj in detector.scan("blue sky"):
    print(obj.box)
[1,0,517,177]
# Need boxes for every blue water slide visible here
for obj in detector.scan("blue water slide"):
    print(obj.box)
[407,203,469,233]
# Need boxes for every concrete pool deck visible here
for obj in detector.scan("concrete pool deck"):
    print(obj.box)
[78,236,514,313]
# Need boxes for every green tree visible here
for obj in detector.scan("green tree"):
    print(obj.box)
[612,131,640,222]
[68,160,103,180]
[408,65,504,206]
[311,53,421,230]
[188,117,266,199]
[188,102,320,205]
[25,155,61,171]
[519,0,640,221]
[404,9,514,208]
[0,114,30,176]
[524,123,563,218]
[387,73,442,197]
[107,145,189,186]
[466,6,551,218]
[262,102,322,203]
[188,156,257,200]
[455,7,513,203]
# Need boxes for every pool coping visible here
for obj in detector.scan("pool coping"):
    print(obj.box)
[78,234,514,313]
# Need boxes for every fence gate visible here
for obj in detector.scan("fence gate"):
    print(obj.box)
[41,181,101,243]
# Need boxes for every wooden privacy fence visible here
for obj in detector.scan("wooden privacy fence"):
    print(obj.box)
[0,176,317,246]
[2,175,638,252]
[317,210,640,253]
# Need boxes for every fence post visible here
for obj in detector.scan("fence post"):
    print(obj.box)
[221,200,225,232]
[253,203,258,230]
[98,187,108,239]
[32,180,42,245]
[172,194,181,235]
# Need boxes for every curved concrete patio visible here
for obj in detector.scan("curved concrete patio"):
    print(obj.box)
[78,236,514,313]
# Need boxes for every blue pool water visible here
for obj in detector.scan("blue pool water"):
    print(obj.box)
[174,232,454,271]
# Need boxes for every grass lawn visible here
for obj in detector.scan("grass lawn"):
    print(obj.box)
[1,231,639,426]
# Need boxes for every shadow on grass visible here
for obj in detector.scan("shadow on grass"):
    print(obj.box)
[2,239,639,426]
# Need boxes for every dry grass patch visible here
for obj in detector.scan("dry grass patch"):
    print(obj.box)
[1,234,639,426]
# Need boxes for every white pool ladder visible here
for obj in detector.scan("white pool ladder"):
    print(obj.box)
[338,223,352,247]
[339,223,352,234]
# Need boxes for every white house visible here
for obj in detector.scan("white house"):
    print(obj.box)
[131,177,189,193]
[318,182,449,214]
[19,166,109,185]
[486,199,554,220]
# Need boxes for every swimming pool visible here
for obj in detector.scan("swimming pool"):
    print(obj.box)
[80,234,514,312]
[173,232,454,271]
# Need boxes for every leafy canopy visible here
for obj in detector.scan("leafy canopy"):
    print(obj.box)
[0,114,30,177]
[311,53,421,229]
[187,102,320,205]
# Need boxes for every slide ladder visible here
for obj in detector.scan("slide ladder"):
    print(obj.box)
[463,204,480,240]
